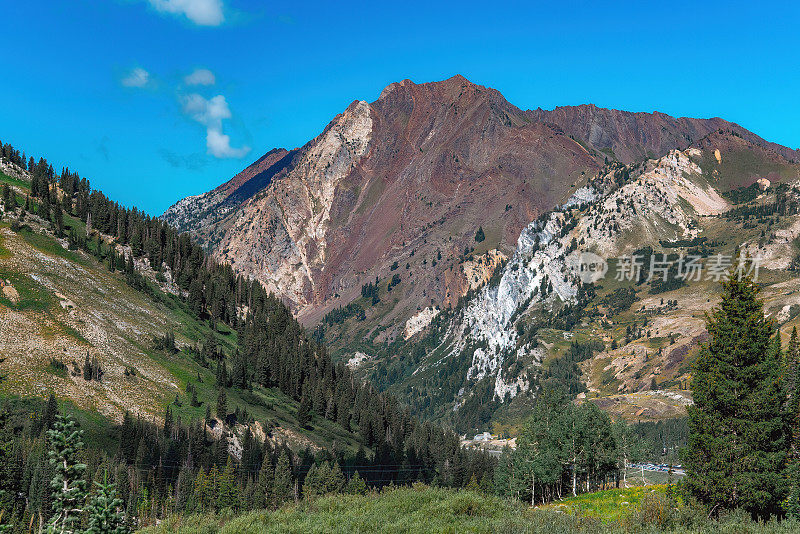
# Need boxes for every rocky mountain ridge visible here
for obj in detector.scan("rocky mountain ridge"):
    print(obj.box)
[163,76,789,344]
[528,104,800,165]
[164,76,600,330]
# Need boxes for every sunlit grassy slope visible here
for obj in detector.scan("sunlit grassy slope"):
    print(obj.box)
[0,171,363,454]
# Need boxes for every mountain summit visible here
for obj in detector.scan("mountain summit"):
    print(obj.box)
[162,76,796,338]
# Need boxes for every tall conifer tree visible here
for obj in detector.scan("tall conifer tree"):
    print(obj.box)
[273,450,293,505]
[684,276,788,519]
[786,327,800,517]
[47,414,88,534]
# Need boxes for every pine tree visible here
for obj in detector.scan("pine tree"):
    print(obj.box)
[273,450,293,505]
[0,409,19,525]
[216,388,227,422]
[302,463,323,499]
[345,471,367,495]
[1,184,9,208]
[216,459,239,512]
[86,473,128,534]
[328,462,345,494]
[787,327,800,415]
[53,206,64,237]
[297,391,312,429]
[163,407,173,438]
[47,414,88,534]
[83,352,92,381]
[255,453,274,509]
[231,351,247,390]
[684,276,788,519]
[787,326,800,517]
[42,393,59,435]
[193,469,210,512]
[40,189,51,222]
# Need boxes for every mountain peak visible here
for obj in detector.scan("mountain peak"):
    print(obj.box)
[376,74,484,102]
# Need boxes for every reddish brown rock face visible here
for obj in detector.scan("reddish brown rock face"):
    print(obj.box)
[164,76,599,327]
[528,104,800,165]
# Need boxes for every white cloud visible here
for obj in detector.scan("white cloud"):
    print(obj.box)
[206,129,249,158]
[181,94,250,158]
[121,67,150,88]
[184,68,216,86]
[148,0,225,26]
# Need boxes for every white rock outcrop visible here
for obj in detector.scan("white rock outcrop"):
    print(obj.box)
[404,306,440,340]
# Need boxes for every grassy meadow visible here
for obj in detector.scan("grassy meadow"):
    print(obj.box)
[139,484,800,534]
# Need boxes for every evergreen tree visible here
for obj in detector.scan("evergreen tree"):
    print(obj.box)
[216,388,227,422]
[163,407,173,438]
[327,462,345,494]
[53,206,64,237]
[787,326,800,416]
[86,474,128,534]
[193,469,210,512]
[297,391,312,429]
[787,326,800,517]
[231,351,247,390]
[0,409,19,524]
[216,459,239,512]
[83,352,92,381]
[46,414,88,534]
[302,463,323,499]
[255,453,274,509]
[42,393,59,435]
[684,276,788,519]
[345,471,367,495]
[273,450,293,505]
[1,184,10,209]
[40,190,51,222]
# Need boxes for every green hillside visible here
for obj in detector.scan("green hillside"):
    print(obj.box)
[0,146,493,533]
[0,169,363,454]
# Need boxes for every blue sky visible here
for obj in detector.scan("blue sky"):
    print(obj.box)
[0,0,798,215]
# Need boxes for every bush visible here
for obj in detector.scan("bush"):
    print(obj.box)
[624,490,676,530]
